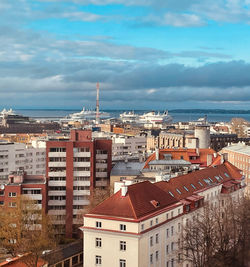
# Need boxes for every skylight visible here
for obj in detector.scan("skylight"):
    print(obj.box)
[214,176,220,181]
[198,181,203,186]
[224,172,229,177]
[169,191,174,197]
[191,183,196,189]
[208,177,213,183]
[204,179,211,184]
[176,188,182,194]
[183,186,189,191]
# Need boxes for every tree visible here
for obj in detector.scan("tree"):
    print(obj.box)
[0,195,57,267]
[231,118,248,137]
[181,195,250,267]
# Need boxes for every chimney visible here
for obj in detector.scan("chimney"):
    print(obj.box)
[207,154,212,166]
[114,181,124,194]
[121,185,128,197]
[155,147,159,161]
[196,148,200,156]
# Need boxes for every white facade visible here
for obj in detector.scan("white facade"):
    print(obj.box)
[0,142,46,184]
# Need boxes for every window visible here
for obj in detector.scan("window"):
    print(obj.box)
[171,258,174,267]
[176,188,182,194]
[8,192,16,197]
[190,183,196,189]
[150,236,153,246]
[150,220,153,226]
[171,211,174,217]
[120,259,126,267]
[166,228,169,238]
[166,213,169,220]
[156,218,158,224]
[96,238,102,248]
[96,221,102,228]
[141,224,144,231]
[156,234,159,244]
[184,186,189,191]
[171,226,174,235]
[171,242,174,251]
[178,208,181,214]
[169,191,174,197]
[95,255,101,265]
[120,224,126,231]
[166,244,169,254]
[0,201,4,205]
[150,254,153,264]
[178,223,181,232]
[9,202,16,207]
[120,241,126,251]
[156,251,159,261]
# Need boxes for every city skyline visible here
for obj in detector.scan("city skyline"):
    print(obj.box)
[0,0,250,109]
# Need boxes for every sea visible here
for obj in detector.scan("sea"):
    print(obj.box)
[14,109,250,123]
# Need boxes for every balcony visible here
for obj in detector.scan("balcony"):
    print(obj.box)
[96,180,108,187]
[48,162,66,168]
[24,194,42,201]
[73,162,91,168]
[73,180,90,186]
[73,171,90,177]
[73,152,91,157]
[73,200,89,206]
[96,154,108,160]
[48,180,66,187]
[48,210,66,215]
[48,200,66,206]
[48,191,66,196]
[48,171,66,177]
[73,190,90,196]
[96,163,107,168]
[48,152,66,157]
[96,172,108,178]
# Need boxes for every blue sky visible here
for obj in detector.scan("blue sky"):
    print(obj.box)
[0,0,250,110]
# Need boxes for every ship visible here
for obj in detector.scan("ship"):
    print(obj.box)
[120,110,172,124]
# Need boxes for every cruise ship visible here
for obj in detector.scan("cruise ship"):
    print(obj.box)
[120,110,172,124]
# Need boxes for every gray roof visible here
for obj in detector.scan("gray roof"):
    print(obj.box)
[148,159,191,165]
[222,143,250,156]
[42,240,83,265]
[111,162,144,176]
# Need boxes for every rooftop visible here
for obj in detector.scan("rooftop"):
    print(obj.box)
[222,143,250,156]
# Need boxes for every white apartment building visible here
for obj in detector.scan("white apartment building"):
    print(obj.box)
[0,141,46,184]
[82,161,245,267]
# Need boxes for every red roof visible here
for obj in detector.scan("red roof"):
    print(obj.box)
[144,148,221,169]
[89,181,178,219]
[155,161,242,200]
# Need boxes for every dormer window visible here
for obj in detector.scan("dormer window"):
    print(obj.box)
[186,205,190,212]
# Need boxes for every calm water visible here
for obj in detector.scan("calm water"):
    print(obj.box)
[15,109,250,123]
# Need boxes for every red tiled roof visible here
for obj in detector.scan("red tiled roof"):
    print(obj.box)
[89,181,178,219]
[144,148,221,169]
[155,162,242,201]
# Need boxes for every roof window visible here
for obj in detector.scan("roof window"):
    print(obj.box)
[169,191,174,197]
[191,183,196,189]
[198,181,203,186]
[183,186,189,191]
[176,188,182,194]
[224,172,229,177]
[150,200,160,208]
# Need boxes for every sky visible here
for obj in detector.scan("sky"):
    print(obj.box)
[1,0,250,110]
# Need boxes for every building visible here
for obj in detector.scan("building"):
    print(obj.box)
[0,171,47,212]
[82,162,244,267]
[221,142,250,194]
[46,129,112,238]
[210,133,238,151]
[0,141,46,184]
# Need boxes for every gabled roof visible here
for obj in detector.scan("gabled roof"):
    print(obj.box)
[144,148,221,169]
[89,181,178,219]
[155,161,242,200]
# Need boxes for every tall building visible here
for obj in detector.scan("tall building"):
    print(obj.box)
[46,129,112,238]
[82,162,244,267]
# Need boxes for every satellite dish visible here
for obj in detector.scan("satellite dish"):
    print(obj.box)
[0,185,5,190]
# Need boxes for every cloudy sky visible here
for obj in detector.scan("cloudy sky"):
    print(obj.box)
[1,0,250,110]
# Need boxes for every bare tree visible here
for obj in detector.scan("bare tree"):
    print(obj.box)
[0,195,57,267]
[181,195,250,267]
[231,118,248,137]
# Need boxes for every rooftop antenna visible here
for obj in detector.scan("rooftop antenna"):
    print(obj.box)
[96,82,100,124]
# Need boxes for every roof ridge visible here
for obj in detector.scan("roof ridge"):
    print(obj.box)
[127,190,138,219]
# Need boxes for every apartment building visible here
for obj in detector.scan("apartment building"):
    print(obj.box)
[46,129,112,238]
[0,171,47,211]
[221,142,250,194]
[0,141,46,184]
[82,162,244,267]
